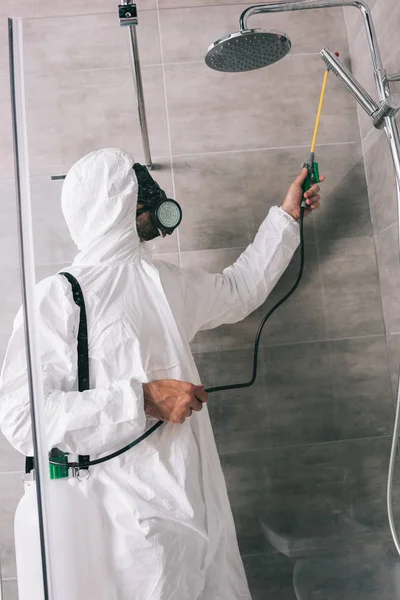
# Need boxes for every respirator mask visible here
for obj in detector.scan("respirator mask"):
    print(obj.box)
[133,163,182,235]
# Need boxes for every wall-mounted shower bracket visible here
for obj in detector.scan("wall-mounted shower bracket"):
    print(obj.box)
[373,94,400,129]
[118,2,138,26]
[119,2,138,26]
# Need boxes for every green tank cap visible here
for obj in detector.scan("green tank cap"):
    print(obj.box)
[49,447,69,479]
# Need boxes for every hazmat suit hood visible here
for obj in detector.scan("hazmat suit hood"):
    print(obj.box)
[62,148,147,264]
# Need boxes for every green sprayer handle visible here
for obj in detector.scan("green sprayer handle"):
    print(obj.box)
[301,161,320,209]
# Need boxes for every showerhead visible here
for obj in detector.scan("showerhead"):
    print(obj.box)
[205,29,291,73]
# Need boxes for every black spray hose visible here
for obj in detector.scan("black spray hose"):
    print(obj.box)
[50,208,305,469]
[206,207,305,394]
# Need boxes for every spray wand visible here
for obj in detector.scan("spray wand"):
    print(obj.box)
[301,54,337,207]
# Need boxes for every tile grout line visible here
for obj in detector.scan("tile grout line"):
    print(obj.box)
[0,142,359,182]
[361,124,377,146]
[191,332,387,356]
[0,156,173,181]
[28,227,387,271]
[156,1,182,265]
[9,51,350,79]
[374,221,399,236]
[218,434,392,457]
[171,141,359,159]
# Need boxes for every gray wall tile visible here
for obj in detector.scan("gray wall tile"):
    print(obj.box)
[370,0,400,85]
[364,126,397,234]
[0,473,23,578]
[320,236,385,338]
[0,80,14,180]
[196,335,392,454]
[158,0,248,7]
[173,147,319,253]
[247,542,400,600]
[1,578,18,600]
[23,66,169,170]
[312,143,372,242]
[0,24,9,85]
[257,242,327,346]
[35,263,69,281]
[173,153,257,252]
[244,552,297,600]
[21,11,161,77]
[1,0,155,18]
[0,433,22,474]
[221,437,400,558]
[328,335,393,438]
[0,269,21,339]
[375,223,400,334]
[191,312,260,354]
[362,124,382,157]
[165,54,359,156]
[386,333,400,403]
[174,142,370,250]
[0,180,19,269]
[293,541,399,600]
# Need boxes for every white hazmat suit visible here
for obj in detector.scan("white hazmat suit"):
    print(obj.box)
[0,149,300,599]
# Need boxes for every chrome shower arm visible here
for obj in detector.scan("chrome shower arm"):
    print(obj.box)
[240,0,360,29]
[240,0,385,93]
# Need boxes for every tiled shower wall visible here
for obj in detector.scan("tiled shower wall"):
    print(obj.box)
[0,1,399,599]
[344,0,400,406]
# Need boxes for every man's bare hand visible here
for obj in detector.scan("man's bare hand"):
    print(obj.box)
[282,167,325,222]
[143,379,208,424]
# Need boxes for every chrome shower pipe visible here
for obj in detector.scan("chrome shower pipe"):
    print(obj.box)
[120,1,152,169]
[240,1,386,95]
[238,0,400,556]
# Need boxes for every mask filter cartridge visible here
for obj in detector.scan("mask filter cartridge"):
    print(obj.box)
[134,163,182,235]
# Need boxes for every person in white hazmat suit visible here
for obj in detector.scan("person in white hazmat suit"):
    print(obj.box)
[0,148,323,599]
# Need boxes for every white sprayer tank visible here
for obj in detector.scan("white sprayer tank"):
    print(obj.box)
[14,473,117,600]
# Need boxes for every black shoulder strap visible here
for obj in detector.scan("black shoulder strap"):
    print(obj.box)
[59,272,90,393]
[25,272,90,473]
